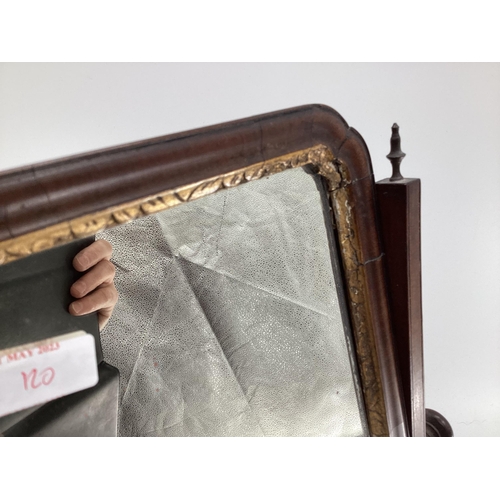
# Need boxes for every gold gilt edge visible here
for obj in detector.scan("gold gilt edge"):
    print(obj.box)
[327,162,390,437]
[0,144,388,436]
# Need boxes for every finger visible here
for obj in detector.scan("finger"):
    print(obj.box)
[73,240,113,272]
[70,259,116,299]
[69,283,118,317]
[97,307,115,330]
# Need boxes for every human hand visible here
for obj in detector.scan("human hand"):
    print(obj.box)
[69,240,118,330]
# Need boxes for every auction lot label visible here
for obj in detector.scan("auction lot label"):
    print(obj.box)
[0,331,98,418]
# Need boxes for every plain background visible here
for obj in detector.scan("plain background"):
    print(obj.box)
[1,62,499,437]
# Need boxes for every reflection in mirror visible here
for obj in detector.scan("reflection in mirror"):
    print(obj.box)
[98,166,369,436]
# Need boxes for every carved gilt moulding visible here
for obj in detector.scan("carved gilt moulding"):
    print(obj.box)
[0,104,407,437]
[0,146,332,264]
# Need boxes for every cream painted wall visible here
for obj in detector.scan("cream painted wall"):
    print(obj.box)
[1,63,499,436]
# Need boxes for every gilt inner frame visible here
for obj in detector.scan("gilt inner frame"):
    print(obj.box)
[0,144,390,436]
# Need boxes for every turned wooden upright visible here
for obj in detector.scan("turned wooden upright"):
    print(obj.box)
[376,125,425,437]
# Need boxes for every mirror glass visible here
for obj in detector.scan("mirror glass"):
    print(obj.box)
[98,166,369,436]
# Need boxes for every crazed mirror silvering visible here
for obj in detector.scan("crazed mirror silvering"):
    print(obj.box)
[98,166,369,436]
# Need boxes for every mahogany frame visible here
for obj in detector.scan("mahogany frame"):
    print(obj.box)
[0,104,409,437]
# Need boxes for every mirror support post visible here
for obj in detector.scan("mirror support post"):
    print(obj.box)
[375,124,426,436]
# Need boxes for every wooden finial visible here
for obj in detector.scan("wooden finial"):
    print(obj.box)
[387,123,406,181]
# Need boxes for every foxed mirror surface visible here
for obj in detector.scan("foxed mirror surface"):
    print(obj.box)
[98,166,369,436]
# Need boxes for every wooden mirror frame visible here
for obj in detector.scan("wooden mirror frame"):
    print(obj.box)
[0,104,409,437]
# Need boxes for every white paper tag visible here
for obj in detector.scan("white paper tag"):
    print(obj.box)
[0,331,98,418]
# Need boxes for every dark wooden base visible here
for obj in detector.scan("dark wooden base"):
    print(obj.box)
[426,408,454,437]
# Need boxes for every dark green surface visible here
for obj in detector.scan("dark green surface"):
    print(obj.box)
[0,237,102,360]
[0,237,109,434]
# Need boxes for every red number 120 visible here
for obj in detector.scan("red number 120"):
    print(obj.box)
[21,368,55,390]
